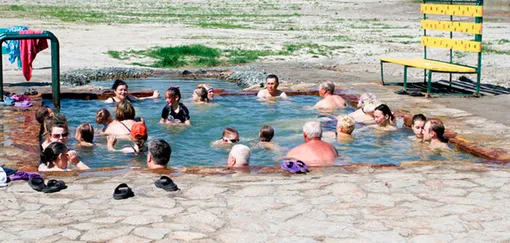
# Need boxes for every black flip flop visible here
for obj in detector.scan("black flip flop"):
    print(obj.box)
[113,183,135,200]
[28,177,46,192]
[154,176,179,191]
[409,91,424,97]
[394,89,408,95]
[42,179,67,193]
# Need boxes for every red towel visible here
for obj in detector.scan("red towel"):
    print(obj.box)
[19,30,48,81]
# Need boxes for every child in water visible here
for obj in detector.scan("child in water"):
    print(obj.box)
[160,87,191,125]
[75,123,95,147]
[95,108,113,134]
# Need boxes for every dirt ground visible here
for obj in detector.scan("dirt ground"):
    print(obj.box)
[1,0,510,125]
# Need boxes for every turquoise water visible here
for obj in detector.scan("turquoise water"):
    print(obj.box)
[48,77,481,168]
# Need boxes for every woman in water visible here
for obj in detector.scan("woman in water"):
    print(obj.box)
[372,104,397,131]
[39,142,90,171]
[104,100,138,137]
[105,79,160,103]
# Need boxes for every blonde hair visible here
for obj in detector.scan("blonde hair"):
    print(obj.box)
[337,115,356,134]
[115,101,135,121]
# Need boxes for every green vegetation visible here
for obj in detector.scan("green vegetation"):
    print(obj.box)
[390,35,414,39]
[107,43,351,68]
[197,22,248,29]
[483,47,510,55]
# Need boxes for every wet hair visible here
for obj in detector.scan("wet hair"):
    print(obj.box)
[115,100,136,121]
[43,113,68,138]
[375,104,395,122]
[148,139,172,166]
[35,106,53,124]
[112,79,128,91]
[166,87,182,101]
[195,87,209,102]
[77,123,94,143]
[319,81,335,94]
[428,118,445,140]
[337,115,356,134]
[222,127,239,138]
[259,125,274,142]
[96,108,112,125]
[412,114,427,125]
[40,142,67,165]
[266,74,279,84]
[358,92,377,108]
[303,121,322,139]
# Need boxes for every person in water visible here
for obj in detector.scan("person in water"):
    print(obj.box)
[212,127,240,147]
[256,125,281,150]
[423,118,450,150]
[193,84,214,102]
[160,87,191,125]
[349,92,380,124]
[95,108,113,134]
[192,86,210,103]
[228,144,251,168]
[39,142,90,171]
[105,79,160,103]
[107,119,148,154]
[411,114,427,139]
[336,115,356,140]
[286,121,338,166]
[257,74,288,99]
[372,104,397,131]
[75,123,95,147]
[104,100,137,137]
[313,81,347,110]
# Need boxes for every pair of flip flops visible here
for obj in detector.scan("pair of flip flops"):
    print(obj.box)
[24,88,38,96]
[113,176,179,200]
[394,89,424,97]
[281,160,309,174]
[28,178,67,193]
[154,176,179,191]
[10,171,42,181]
[113,183,135,200]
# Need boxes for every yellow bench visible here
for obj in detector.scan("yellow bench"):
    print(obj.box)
[380,0,484,97]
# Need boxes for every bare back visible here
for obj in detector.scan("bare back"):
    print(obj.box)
[286,139,338,166]
[314,95,347,109]
[104,119,136,136]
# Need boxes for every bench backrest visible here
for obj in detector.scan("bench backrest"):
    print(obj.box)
[421,0,483,69]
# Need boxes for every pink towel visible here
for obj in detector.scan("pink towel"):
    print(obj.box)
[19,30,48,81]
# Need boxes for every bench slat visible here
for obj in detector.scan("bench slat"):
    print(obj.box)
[421,20,482,34]
[421,36,481,52]
[421,4,483,17]
[380,57,477,73]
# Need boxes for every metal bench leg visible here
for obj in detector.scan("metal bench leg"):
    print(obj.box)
[474,71,481,97]
[403,66,408,91]
[380,61,385,85]
[426,70,432,98]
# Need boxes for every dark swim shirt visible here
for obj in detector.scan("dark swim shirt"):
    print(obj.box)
[161,103,190,123]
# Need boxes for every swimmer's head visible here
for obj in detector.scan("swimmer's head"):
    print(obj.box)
[358,92,377,108]
[336,115,355,135]
[259,125,274,142]
[412,114,427,138]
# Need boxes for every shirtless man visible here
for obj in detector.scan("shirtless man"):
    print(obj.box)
[313,81,347,109]
[286,121,338,166]
[423,118,450,150]
[257,74,288,99]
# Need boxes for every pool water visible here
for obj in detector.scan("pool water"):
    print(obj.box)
[47,77,482,168]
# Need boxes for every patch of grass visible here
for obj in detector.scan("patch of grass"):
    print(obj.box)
[8,5,25,11]
[483,47,510,55]
[391,35,414,39]
[332,35,353,41]
[454,51,468,59]
[359,18,379,22]
[197,22,248,29]
[106,51,122,59]
[498,39,510,44]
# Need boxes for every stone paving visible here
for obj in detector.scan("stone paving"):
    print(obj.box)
[1,163,510,242]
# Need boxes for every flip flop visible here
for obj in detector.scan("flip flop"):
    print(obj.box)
[113,183,135,200]
[295,160,309,173]
[42,179,67,193]
[154,176,179,191]
[409,91,424,97]
[394,89,408,95]
[281,161,301,174]
[10,171,43,181]
[28,177,46,192]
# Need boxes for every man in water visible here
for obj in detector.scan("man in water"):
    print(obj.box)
[257,74,288,98]
[313,81,347,109]
[286,121,338,166]
[228,144,251,167]
[146,139,172,169]
[423,118,450,150]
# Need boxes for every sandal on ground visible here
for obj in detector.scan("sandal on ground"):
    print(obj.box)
[113,183,135,200]
[281,160,302,174]
[409,91,424,97]
[394,89,408,95]
[154,176,179,191]
[42,179,67,193]
[28,177,46,192]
